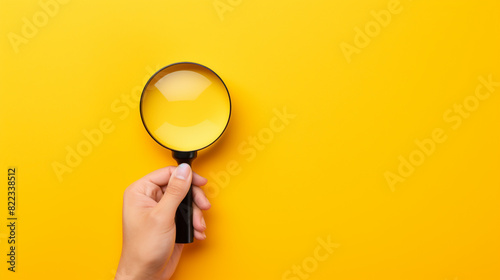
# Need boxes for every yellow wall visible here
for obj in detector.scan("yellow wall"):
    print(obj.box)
[1,0,499,279]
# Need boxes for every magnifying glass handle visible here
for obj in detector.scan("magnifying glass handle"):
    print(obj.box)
[172,151,197,243]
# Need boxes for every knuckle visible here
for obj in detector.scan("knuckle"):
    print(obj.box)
[165,182,186,197]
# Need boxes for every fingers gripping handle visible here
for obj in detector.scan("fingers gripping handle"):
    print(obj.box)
[172,151,197,244]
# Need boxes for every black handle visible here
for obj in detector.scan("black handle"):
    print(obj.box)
[172,151,197,243]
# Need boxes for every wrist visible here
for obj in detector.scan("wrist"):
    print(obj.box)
[115,257,148,280]
[115,266,141,280]
[116,255,165,280]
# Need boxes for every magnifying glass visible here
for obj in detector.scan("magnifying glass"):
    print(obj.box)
[140,62,231,243]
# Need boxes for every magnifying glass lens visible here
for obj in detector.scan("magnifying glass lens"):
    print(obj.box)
[141,63,230,152]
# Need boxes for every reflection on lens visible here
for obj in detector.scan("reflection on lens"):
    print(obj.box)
[141,63,230,152]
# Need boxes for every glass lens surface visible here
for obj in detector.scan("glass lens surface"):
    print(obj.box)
[141,63,230,152]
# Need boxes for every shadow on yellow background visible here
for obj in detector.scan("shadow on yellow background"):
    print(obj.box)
[1,0,499,279]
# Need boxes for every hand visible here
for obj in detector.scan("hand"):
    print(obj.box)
[115,164,211,280]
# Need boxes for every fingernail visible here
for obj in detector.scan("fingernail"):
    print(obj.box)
[203,232,207,239]
[201,217,206,229]
[175,163,190,180]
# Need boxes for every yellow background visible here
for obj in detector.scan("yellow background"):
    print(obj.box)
[1,0,499,279]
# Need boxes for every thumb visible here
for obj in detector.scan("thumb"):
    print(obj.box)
[156,163,192,218]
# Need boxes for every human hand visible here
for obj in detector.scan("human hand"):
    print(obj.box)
[115,164,211,280]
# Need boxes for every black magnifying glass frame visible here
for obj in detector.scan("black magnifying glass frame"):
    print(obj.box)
[139,62,231,243]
